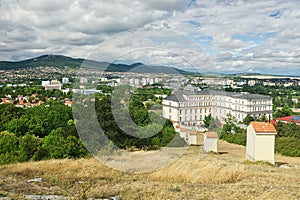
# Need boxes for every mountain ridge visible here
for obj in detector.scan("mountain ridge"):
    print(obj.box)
[0,54,193,75]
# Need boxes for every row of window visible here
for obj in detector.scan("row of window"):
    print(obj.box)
[176,108,211,114]
[179,102,212,107]
[179,116,203,121]
[187,96,212,100]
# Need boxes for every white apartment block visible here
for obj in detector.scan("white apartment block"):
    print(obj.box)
[162,90,272,126]
[162,90,212,126]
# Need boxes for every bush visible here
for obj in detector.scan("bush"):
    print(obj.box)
[220,131,246,146]
[43,128,87,159]
[275,137,300,157]
[18,133,44,161]
[0,131,19,164]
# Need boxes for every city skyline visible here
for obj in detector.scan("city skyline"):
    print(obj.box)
[0,0,299,75]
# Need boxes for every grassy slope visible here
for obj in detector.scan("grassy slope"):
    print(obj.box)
[0,136,299,200]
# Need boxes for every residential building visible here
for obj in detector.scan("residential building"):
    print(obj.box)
[211,91,273,122]
[44,80,62,90]
[42,80,51,87]
[62,77,70,84]
[162,90,272,126]
[162,90,212,126]
[274,115,300,126]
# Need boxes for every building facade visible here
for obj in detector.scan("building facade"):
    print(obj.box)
[211,91,273,122]
[162,90,212,126]
[162,90,272,126]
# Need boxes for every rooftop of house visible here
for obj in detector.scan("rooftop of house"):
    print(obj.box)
[204,132,218,138]
[276,116,300,123]
[188,130,198,135]
[250,122,277,133]
[180,128,186,132]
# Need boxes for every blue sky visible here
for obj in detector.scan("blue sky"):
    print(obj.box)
[0,0,299,75]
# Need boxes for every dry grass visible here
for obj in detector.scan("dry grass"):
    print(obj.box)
[0,138,299,200]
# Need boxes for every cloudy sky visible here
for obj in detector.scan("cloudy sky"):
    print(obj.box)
[0,0,299,75]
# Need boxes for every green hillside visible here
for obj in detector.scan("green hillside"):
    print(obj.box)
[0,54,194,75]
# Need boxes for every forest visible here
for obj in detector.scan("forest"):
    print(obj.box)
[0,86,185,164]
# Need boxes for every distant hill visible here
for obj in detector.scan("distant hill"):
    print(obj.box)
[0,55,84,69]
[0,54,194,74]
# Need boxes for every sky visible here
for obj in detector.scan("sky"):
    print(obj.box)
[0,0,299,75]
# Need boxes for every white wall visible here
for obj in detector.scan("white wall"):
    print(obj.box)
[246,125,276,164]
[246,125,256,161]
[188,134,197,145]
[203,136,218,152]
[254,135,275,164]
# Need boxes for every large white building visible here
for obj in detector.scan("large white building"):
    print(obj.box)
[162,90,212,126]
[162,90,272,126]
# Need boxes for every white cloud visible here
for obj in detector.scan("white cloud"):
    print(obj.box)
[0,0,299,75]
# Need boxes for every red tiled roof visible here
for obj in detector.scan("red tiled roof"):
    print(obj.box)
[276,116,300,123]
[205,132,218,138]
[250,122,277,133]
[188,130,197,135]
[180,128,186,132]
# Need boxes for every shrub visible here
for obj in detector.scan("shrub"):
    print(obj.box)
[0,131,19,164]
[43,128,87,159]
[275,137,300,157]
[18,133,43,161]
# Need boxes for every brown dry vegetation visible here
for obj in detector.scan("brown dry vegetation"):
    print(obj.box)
[0,137,299,200]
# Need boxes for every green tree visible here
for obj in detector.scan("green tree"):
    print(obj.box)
[243,115,256,125]
[18,134,44,161]
[43,128,87,159]
[204,114,212,128]
[43,128,67,159]
[273,105,293,118]
[5,115,29,137]
[0,131,19,164]
[0,105,24,131]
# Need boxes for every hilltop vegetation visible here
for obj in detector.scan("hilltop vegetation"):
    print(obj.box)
[0,103,88,164]
[0,54,192,74]
[0,86,186,164]
[0,141,299,199]
[0,55,84,70]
